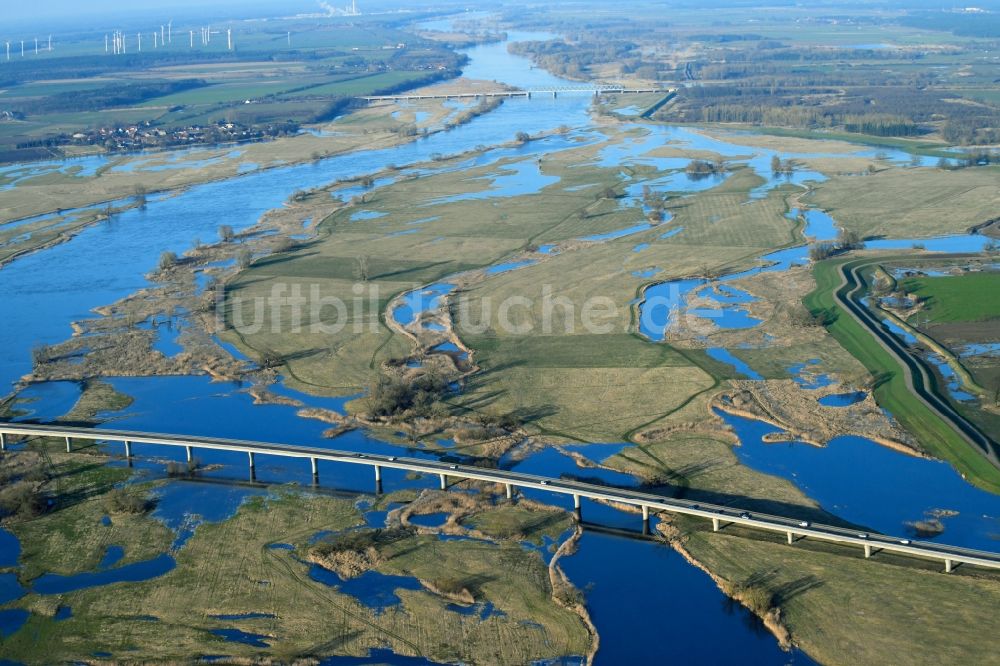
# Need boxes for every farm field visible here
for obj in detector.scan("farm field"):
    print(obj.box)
[0,14,461,164]
[898,270,1000,447]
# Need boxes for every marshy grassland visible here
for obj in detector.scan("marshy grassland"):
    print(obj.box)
[0,442,592,664]
[806,167,1000,238]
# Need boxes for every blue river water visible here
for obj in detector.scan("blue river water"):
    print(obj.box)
[721,410,1000,550]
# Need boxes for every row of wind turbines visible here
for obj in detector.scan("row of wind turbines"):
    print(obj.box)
[3,36,52,61]
[106,21,236,55]
[2,21,237,62]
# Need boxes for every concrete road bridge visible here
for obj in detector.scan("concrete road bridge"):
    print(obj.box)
[3,421,998,575]
[359,86,672,103]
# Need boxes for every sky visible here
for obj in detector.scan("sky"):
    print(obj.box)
[2,0,315,27]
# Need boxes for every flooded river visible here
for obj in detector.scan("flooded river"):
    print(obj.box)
[0,13,988,664]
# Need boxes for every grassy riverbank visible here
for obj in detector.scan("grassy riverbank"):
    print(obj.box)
[674,515,1000,666]
[805,257,1000,493]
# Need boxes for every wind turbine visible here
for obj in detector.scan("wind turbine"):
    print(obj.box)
[189,30,194,48]
[34,38,38,55]
[168,20,172,44]
[105,34,109,53]
[137,32,141,52]
[47,35,52,52]
[160,25,165,46]
[227,28,232,51]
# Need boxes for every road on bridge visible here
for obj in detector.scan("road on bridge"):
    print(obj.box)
[2,421,1000,574]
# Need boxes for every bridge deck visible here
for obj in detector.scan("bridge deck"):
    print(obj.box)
[360,87,672,102]
[2,422,997,573]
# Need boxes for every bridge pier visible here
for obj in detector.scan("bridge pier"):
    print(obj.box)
[185,446,193,463]
[864,543,872,559]
[65,436,72,453]
[945,559,954,574]
[374,465,382,483]
[310,457,318,479]
[787,531,795,545]
[712,517,721,532]
[0,433,6,451]
[439,473,447,490]
[248,451,256,481]
[573,494,581,520]
[552,91,557,99]
[642,505,650,534]
[124,440,132,458]
[505,483,513,500]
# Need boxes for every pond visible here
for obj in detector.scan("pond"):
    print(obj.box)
[818,392,867,407]
[308,563,423,614]
[31,553,176,595]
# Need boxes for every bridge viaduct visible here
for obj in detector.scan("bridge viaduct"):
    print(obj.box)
[2,422,998,575]
[359,86,672,103]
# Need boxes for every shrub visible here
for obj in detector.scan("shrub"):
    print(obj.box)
[158,251,178,270]
[0,483,45,518]
[106,487,152,514]
[737,583,774,615]
[366,372,451,418]
[432,577,467,595]
[257,347,286,370]
[313,527,412,557]
[31,343,53,365]
[808,241,838,261]
[236,248,254,269]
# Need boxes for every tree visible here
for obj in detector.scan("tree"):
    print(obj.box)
[236,248,253,269]
[134,184,148,209]
[257,347,285,369]
[770,154,782,174]
[159,251,178,270]
[356,255,370,282]
[515,131,531,144]
[837,228,863,250]
[32,344,53,366]
[219,225,235,243]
